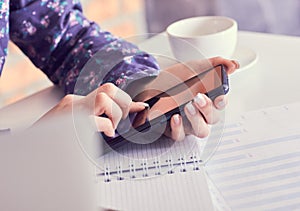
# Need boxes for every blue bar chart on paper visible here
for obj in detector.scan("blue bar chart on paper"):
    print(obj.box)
[206,102,300,210]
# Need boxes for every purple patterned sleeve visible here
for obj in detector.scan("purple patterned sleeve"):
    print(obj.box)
[0,0,9,74]
[9,0,160,95]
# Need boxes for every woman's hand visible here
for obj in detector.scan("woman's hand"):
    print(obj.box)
[38,83,148,137]
[165,57,239,141]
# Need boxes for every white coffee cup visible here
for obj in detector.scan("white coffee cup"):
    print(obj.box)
[166,16,238,61]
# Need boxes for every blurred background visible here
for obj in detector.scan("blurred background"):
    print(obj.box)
[1,0,300,108]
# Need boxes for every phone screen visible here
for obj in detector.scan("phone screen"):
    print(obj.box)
[103,64,228,151]
[141,64,226,122]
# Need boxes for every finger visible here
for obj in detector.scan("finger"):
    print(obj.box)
[209,57,239,74]
[184,102,210,138]
[213,95,228,110]
[193,93,220,124]
[94,92,122,129]
[92,116,115,137]
[169,114,185,141]
[98,83,132,119]
[129,102,150,113]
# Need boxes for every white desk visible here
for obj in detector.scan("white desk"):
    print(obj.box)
[0,86,64,132]
[1,31,299,131]
[1,31,300,210]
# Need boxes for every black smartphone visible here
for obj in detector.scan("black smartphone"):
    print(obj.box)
[102,64,229,153]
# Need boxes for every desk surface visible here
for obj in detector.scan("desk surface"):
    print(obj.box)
[1,31,300,131]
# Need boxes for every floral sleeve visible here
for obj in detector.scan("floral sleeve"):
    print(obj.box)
[9,0,160,95]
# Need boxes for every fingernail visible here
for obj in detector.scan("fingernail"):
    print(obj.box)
[194,93,206,107]
[136,102,150,109]
[186,102,197,115]
[217,100,226,109]
[143,102,150,109]
[109,130,115,137]
[173,114,181,125]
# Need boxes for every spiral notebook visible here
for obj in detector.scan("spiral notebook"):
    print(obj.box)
[97,135,204,180]
[94,119,234,210]
[95,136,218,211]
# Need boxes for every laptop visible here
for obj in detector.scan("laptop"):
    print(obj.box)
[0,112,103,211]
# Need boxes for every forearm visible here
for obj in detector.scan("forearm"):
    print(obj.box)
[10,0,160,95]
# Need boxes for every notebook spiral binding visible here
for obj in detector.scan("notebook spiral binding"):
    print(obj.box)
[97,152,204,182]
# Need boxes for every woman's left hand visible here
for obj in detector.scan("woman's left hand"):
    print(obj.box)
[165,57,239,141]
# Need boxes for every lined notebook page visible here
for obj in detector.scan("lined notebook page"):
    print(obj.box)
[98,167,214,211]
[206,102,300,210]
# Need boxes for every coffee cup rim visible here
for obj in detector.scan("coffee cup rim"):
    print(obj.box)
[166,16,237,39]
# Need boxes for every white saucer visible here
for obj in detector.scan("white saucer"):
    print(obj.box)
[231,46,258,72]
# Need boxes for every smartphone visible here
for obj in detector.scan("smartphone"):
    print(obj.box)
[102,64,229,153]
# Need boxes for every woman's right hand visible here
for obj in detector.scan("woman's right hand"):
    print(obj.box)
[38,83,148,137]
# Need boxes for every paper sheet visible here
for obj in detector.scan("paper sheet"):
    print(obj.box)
[98,167,214,211]
[206,102,300,210]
